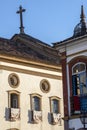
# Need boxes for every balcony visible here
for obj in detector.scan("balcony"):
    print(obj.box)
[51,113,61,125]
[31,110,42,124]
[5,108,20,121]
[70,94,87,115]
[10,108,20,121]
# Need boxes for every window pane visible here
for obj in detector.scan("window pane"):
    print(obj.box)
[72,72,87,95]
[33,96,40,111]
[11,94,18,108]
[80,72,87,94]
[73,64,79,74]
[72,63,86,74]
[80,95,87,111]
[52,99,59,113]
[79,64,86,72]
[72,75,80,95]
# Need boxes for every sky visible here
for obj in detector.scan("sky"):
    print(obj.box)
[0,0,87,44]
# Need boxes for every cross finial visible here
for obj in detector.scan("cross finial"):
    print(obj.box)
[17,5,26,34]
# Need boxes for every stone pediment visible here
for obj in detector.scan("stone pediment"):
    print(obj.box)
[0,34,60,64]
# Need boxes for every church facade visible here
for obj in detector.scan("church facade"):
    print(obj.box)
[0,6,64,130]
[54,5,87,130]
[1,4,87,130]
[0,33,64,130]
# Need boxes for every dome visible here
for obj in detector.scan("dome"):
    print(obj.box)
[74,22,87,37]
[73,5,87,37]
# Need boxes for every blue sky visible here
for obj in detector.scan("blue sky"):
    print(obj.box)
[0,0,87,44]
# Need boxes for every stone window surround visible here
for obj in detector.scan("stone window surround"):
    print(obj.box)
[30,93,42,111]
[7,90,20,108]
[49,96,61,114]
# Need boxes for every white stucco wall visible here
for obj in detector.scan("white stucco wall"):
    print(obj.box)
[66,39,87,63]
[0,61,64,130]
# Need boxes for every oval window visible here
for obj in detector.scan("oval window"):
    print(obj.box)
[8,73,19,88]
[40,80,50,93]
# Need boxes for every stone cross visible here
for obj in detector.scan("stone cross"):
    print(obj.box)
[17,6,26,34]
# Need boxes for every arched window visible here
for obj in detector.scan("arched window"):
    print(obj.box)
[49,96,61,125]
[72,62,87,95]
[8,91,20,108]
[7,91,20,121]
[71,62,87,112]
[30,94,42,111]
[11,93,19,108]
[50,96,60,114]
[33,96,41,111]
[72,62,86,74]
[30,94,42,123]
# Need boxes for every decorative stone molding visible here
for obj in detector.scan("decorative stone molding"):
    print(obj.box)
[40,79,50,93]
[7,128,19,130]
[10,108,20,121]
[52,113,61,125]
[32,110,42,123]
[8,73,20,88]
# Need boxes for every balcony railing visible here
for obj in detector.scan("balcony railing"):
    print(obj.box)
[31,110,42,123]
[51,113,61,125]
[10,108,20,121]
[70,94,87,115]
[5,108,20,121]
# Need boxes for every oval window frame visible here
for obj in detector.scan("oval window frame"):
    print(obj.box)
[8,73,20,88]
[40,79,50,93]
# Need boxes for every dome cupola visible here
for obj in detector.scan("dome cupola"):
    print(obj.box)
[73,5,87,37]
